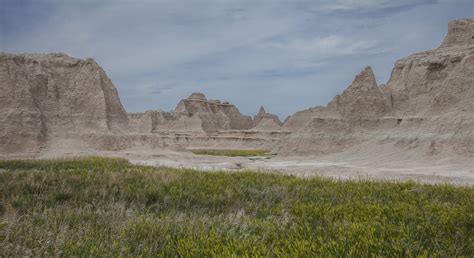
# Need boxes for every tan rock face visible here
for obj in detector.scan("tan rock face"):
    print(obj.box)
[1,19,473,159]
[253,106,282,131]
[440,19,474,48]
[130,93,253,134]
[328,66,391,121]
[281,106,326,131]
[0,53,128,154]
[281,66,390,132]
[277,19,474,156]
[385,43,474,116]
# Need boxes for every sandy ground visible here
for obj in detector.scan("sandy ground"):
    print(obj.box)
[93,148,474,186]
[5,144,466,186]
[130,157,474,186]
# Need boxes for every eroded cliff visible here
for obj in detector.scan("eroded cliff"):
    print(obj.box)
[1,19,473,158]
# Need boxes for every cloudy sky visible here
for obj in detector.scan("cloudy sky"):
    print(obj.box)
[1,0,473,119]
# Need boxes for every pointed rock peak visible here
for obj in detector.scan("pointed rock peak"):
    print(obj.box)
[439,19,474,48]
[359,66,375,80]
[257,106,266,116]
[364,65,373,72]
[188,92,207,100]
[349,66,377,90]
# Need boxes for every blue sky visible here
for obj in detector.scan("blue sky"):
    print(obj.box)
[1,0,473,119]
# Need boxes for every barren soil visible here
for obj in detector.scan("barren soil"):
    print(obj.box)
[35,146,474,185]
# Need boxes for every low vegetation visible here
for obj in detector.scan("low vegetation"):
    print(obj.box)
[0,157,473,256]
[190,149,272,157]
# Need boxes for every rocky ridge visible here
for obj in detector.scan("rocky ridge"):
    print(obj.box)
[253,106,282,131]
[276,19,474,156]
[128,93,254,134]
[0,19,473,159]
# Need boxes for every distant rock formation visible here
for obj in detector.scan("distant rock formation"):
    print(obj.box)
[1,19,473,158]
[252,106,282,131]
[177,93,253,131]
[327,66,391,121]
[281,106,326,131]
[128,93,253,134]
[283,66,391,131]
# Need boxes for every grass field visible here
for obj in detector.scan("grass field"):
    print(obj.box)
[0,157,473,256]
[190,149,271,157]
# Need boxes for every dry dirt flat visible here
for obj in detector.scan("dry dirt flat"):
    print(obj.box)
[97,149,474,186]
[3,146,472,185]
[9,140,465,186]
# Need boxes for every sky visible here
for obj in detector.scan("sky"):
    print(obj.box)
[1,0,473,119]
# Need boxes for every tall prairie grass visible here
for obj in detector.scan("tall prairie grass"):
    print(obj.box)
[0,157,472,256]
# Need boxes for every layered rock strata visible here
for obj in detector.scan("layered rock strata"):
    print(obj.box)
[128,93,253,134]
[1,19,473,158]
[252,106,282,131]
[0,53,128,154]
[277,19,474,156]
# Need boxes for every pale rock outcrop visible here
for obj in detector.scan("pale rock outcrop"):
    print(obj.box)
[128,111,154,134]
[130,93,253,134]
[277,67,385,155]
[281,106,326,131]
[283,66,391,132]
[439,19,474,48]
[385,41,474,115]
[128,109,205,133]
[1,19,473,159]
[252,106,282,131]
[327,66,391,121]
[172,92,253,132]
[376,19,474,157]
[0,53,128,154]
[281,66,388,134]
[277,18,474,156]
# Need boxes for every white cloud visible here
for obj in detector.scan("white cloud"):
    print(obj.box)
[7,1,296,75]
[317,0,436,12]
[263,35,379,57]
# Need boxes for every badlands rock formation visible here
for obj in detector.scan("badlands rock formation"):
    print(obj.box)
[253,106,282,131]
[327,66,391,121]
[0,53,128,154]
[129,93,253,134]
[126,94,285,151]
[440,19,474,48]
[282,66,390,131]
[0,19,473,159]
[277,18,474,156]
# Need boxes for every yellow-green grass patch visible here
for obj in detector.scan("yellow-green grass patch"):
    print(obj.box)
[0,157,473,257]
[190,149,272,157]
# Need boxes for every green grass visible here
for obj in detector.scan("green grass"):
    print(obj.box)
[190,149,272,157]
[0,157,473,256]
